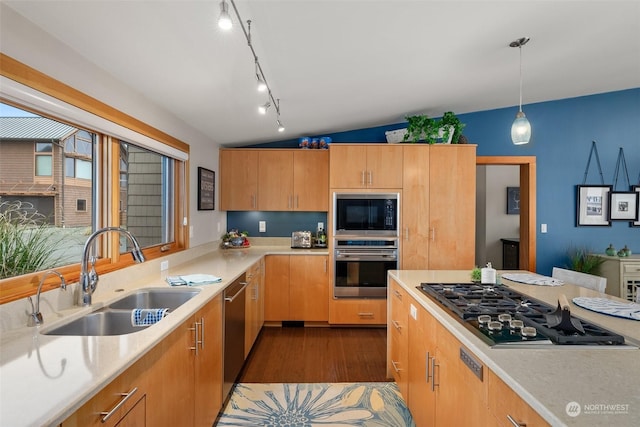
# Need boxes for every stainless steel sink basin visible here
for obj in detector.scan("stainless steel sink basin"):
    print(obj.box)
[107,288,201,311]
[43,309,144,336]
[42,288,201,336]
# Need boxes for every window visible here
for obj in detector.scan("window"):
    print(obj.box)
[1,58,189,304]
[35,142,52,176]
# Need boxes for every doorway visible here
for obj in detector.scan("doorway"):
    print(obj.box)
[476,156,536,272]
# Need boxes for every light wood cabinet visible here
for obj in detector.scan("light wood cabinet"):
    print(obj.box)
[329,144,403,189]
[328,298,387,325]
[402,145,476,269]
[245,259,265,357]
[488,370,550,427]
[264,255,329,322]
[394,289,488,426]
[388,280,409,398]
[220,148,328,211]
[219,149,259,210]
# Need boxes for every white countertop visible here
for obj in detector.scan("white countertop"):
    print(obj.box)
[389,270,640,427]
[0,242,328,427]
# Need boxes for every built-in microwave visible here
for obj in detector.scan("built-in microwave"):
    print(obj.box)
[333,192,399,236]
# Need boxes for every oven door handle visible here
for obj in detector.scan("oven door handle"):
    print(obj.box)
[336,253,397,260]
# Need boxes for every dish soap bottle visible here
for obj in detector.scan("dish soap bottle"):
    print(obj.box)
[481,262,497,284]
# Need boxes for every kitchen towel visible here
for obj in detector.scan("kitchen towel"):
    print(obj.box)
[131,308,169,327]
[572,297,640,321]
[501,273,564,286]
[166,274,222,286]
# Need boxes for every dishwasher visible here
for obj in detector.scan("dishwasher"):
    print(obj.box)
[223,275,248,399]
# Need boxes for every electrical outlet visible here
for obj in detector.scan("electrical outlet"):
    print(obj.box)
[259,221,266,232]
[410,304,417,320]
[318,222,324,230]
[160,260,169,271]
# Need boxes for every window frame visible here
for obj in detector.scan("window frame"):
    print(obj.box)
[0,53,190,304]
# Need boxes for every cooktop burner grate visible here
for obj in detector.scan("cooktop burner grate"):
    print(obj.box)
[418,283,626,346]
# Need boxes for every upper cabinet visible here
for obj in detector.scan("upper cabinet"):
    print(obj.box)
[402,145,476,269]
[220,149,259,210]
[329,144,403,189]
[220,149,328,211]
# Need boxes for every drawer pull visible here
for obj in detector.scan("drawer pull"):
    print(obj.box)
[506,414,526,427]
[358,312,374,317]
[391,360,401,373]
[393,289,402,299]
[100,387,138,423]
[392,320,402,331]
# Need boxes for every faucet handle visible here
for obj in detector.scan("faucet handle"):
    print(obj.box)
[26,296,43,327]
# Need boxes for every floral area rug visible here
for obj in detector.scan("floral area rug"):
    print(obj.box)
[216,382,415,427]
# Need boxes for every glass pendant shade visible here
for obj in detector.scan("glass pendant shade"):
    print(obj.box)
[218,1,232,30]
[511,111,531,145]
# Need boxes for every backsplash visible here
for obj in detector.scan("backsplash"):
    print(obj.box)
[227,211,328,237]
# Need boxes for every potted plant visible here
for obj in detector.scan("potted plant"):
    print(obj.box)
[403,112,465,144]
[565,245,605,275]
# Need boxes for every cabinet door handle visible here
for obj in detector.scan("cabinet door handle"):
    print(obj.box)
[367,170,373,186]
[199,317,205,350]
[391,360,401,373]
[404,227,409,240]
[393,289,402,300]
[426,351,431,383]
[430,227,436,241]
[251,194,256,209]
[392,319,402,331]
[431,357,439,391]
[506,414,527,427]
[100,387,138,423]
[361,170,365,186]
[190,321,200,355]
[295,195,299,208]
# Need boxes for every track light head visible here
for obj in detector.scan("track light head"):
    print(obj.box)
[218,0,232,30]
[258,102,271,115]
[277,119,285,132]
[257,75,267,92]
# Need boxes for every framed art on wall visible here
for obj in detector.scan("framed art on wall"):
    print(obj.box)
[633,186,640,227]
[609,191,639,221]
[506,187,520,215]
[576,185,612,226]
[197,167,215,210]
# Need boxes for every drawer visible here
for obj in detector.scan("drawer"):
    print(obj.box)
[329,298,387,325]
[623,263,640,274]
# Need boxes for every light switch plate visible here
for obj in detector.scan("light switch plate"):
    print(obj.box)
[259,221,266,232]
[541,223,547,233]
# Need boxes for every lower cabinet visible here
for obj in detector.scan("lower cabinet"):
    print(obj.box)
[488,370,550,427]
[61,294,223,427]
[328,298,387,325]
[264,255,329,322]
[388,280,409,398]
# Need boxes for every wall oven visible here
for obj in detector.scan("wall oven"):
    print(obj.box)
[333,238,398,298]
[334,192,399,236]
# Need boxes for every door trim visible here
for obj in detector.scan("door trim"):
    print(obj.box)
[476,156,536,272]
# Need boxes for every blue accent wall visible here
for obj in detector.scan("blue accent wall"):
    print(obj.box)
[233,88,640,274]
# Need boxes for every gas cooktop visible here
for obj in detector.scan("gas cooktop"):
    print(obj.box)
[418,283,628,347]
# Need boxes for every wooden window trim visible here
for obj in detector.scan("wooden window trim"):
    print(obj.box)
[0,54,190,304]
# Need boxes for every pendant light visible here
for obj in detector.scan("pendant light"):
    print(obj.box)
[510,37,531,145]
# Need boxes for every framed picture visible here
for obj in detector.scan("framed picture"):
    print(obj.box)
[506,187,520,214]
[576,185,611,226]
[197,167,215,210]
[633,186,640,227]
[609,191,639,221]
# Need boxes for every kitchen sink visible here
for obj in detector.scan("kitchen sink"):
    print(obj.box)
[107,288,201,311]
[43,309,144,336]
[42,287,201,336]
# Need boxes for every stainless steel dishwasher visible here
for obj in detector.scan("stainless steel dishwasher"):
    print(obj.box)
[223,275,248,399]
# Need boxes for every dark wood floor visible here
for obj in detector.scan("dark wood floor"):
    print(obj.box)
[239,325,390,383]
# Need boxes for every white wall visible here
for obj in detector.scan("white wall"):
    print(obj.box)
[0,4,225,247]
[475,165,520,269]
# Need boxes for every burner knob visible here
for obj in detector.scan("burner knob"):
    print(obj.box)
[509,319,524,330]
[488,321,503,332]
[521,326,537,338]
[498,313,512,323]
[478,315,492,325]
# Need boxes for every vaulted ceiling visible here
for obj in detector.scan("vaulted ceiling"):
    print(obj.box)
[4,1,640,146]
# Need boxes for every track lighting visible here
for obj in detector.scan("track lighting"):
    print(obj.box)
[258,102,270,115]
[510,37,531,145]
[217,0,232,30]
[221,0,285,133]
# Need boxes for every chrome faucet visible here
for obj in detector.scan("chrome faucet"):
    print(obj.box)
[78,227,146,307]
[27,270,66,327]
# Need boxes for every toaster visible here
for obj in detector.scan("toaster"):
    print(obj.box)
[291,231,312,248]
